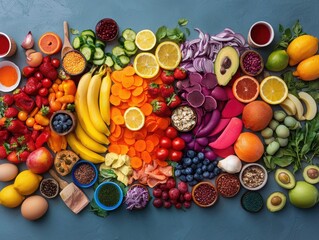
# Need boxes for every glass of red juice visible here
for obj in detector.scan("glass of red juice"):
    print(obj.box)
[0,32,17,58]
[248,21,274,48]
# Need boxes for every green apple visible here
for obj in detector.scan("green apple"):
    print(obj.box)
[289,181,319,208]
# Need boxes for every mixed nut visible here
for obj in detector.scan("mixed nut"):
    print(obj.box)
[171,106,197,132]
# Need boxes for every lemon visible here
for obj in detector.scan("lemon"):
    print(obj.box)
[265,50,289,72]
[133,52,160,79]
[259,76,288,105]
[14,170,43,196]
[135,29,156,51]
[0,185,25,208]
[155,41,181,70]
[124,107,145,131]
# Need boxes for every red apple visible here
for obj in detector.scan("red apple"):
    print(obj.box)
[26,147,53,174]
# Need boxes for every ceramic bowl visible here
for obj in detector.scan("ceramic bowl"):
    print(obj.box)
[39,178,59,199]
[0,60,21,92]
[239,163,268,191]
[171,106,197,132]
[50,110,76,136]
[192,181,218,208]
[94,182,123,211]
[95,18,119,42]
[71,160,98,188]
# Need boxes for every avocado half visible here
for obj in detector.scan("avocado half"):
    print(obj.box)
[303,165,319,184]
[214,46,239,86]
[267,192,287,212]
[275,168,296,189]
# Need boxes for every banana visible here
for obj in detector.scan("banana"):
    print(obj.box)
[99,69,112,126]
[280,98,297,116]
[298,91,317,120]
[75,123,108,153]
[75,67,109,144]
[287,93,305,120]
[66,132,105,164]
[87,66,110,135]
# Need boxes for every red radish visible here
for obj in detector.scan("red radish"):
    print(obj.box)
[175,202,182,209]
[161,191,169,200]
[221,98,245,118]
[153,199,163,208]
[184,192,192,201]
[183,201,192,208]
[166,177,176,189]
[153,188,162,198]
[212,145,235,158]
[208,118,231,137]
[178,181,188,194]
[209,117,243,150]
[163,201,172,208]
[169,188,180,200]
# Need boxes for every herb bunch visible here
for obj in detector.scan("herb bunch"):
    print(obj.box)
[156,18,190,44]
[275,20,305,49]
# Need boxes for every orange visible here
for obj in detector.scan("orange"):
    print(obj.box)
[234,132,264,162]
[232,75,259,103]
[242,100,273,131]
[38,32,62,55]
[259,76,288,105]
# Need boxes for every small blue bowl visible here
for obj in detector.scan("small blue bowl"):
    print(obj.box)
[71,160,98,188]
[94,182,123,211]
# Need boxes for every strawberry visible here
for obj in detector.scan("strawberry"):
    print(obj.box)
[173,67,187,80]
[148,83,160,98]
[5,118,28,134]
[4,107,19,118]
[151,99,171,117]
[39,62,58,81]
[160,84,175,98]
[9,136,18,150]
[7,151,20,164]
[19,149,30,162]
[0,94,14,106]
[0,143,10,159]
[160,70,175,84]
[166,94,182,109]
[0,129,9,141]
[17,135,30,146]
[25,139,36,152]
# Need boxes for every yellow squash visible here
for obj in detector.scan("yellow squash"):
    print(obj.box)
[287,35,318,66]
[293,55,319,81]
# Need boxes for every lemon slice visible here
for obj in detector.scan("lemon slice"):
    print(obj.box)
[135,29,156,51]
[124,107,145,131]
[259,76,288,105]
[133,52,160,79]
[155,41,181,70]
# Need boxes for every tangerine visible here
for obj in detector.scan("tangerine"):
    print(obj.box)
[234,132,264,162]
[242,100,273,131]
[232,75,260,103]
[38,32,62,55]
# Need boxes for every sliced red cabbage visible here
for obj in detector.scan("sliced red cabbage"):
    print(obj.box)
[125,185,149,210]
[187,90,205,108]
[203,96,217,111]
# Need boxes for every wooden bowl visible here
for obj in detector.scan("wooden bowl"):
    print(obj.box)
[192,181,218,208]
[240,50,264,76]
[61,50,87,76]
[50,110,76,136]
[215,173,241,198]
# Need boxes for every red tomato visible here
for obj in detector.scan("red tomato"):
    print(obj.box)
[156,148,169,161]
[165,126,178,139]
[159,136,172,149]
[34,72,44,81]
[38,87,49,97]
[172,137,186,151]
[169,150,183,162]
[41,78,52,88]
[51,58,60,68]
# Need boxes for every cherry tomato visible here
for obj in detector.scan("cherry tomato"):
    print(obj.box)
[38,87,49,97]
[169,150,183,162]
[172,137,186,151]
[41,78,52,88]
[34,71,44,81]
[165,126,178,139]
[18,111,28,121]
[51,58,60,68]
[26,117,35,127]
[159,136,172,149]
[156,148,169,161]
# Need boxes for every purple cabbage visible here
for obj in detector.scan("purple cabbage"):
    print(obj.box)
[125,185,149,210]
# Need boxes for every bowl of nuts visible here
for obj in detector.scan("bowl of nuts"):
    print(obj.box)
[239,163,268,191]
[171,105,197,132]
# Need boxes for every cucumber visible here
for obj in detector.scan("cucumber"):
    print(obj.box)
[93,47,105,60]
[112,46,125,57]
[118,55,130,66]
[114,63,123,71]
[124,48,138,57]
[111,55,123,67]
[72,36,85,49]
[86,36,95,45]
[118,36,126,46]
[80,44,95,61]
[93,57,105,66]
[104,55,114,67]
[123,40,136,51]
[95,39,106,49]
[81,29,96,38]
[122,28,136,41]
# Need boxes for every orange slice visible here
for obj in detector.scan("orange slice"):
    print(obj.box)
[259,76,288,105]
[232,75,260,103]
[38,32,62,55]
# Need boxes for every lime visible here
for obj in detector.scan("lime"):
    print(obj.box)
[265,50,289,72]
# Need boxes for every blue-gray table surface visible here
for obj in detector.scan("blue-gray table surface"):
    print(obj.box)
[0,0,318,239]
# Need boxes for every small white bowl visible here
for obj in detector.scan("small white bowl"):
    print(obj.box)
[239,163,268,191]
[0,60,21,92]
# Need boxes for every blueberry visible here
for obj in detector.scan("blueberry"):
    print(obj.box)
[197,152,205,160]
[192,157,199,164]
[181,169,187,175]
[196,168,202,175]
[203,158,210,165]
[212,161,218,166]
[194,173,201,180]
[201,165,207,171]
[66,119,72,126]
[203,171,209,178]
[55,125,63,133]
[53,120,58,126]
[188,180,198,186]
[208,172,215,179]
[187,150,196,158]
[207,163,215,172]
[62,124,68,131]
[191,164,197,170]
[54,115,61,121]
[175,169,181,177]
[198,174,204,180]
[185,167,193,175]
[184,157,192,166]
[196,163,203,169]
[186,174,194,182]
[213,167,221,175]
[176,164,183,170]
[179,175,186,182]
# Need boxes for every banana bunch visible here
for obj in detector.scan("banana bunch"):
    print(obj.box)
[67,65,112,164]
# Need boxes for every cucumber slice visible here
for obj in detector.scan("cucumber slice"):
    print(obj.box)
[95,39,106,49]
[72,36,85,49]
[111,55,123,68]
[123,40,136,51]
[118,55,130,66]
[80,44,95,61]
[114,63,123,71]
[104,55,114,67]
[93,57,106,66]
[93,47,105,60]
[124,48,138,57]
[122,28,136,41]
[118,36,126,46]
[81,29,96,38]
[86,36,95,45]
[112,46,125,57]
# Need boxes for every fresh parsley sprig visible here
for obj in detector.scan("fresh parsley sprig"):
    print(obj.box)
[275,20,306,49]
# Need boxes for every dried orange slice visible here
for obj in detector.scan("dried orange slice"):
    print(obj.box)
[38,32,62,55]
[124,107,145,131]
[232,76,260,103]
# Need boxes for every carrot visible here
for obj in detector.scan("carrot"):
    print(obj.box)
[124,137,135,145]
[124,128,134,139]
[132,94,145,104]
[122,76,135,89]
[153,76,163,85]
[127,147,136,158]
[145,140,155,152]
[111,107,122,118]
[113,125,122,138]
[120,144,129,154]
[113,115,125,125]
[109,95,121,106]
[130,156,143,169]
[157,117,170,130]
[108,144,121,154]
[134,139,147,152]
[133,131,145,140]
[56,95,75,103]
[123,65,135,76]
[140,103,153,116]
[156,159,169,167]
[132,86,144,97]
[109,135,120,142]
[111,71,124,83]
[118,102,129,109]
[48,92,56,102]
[111,83,122,96]
[146,134,160,146]
[110,121,116,133]
[141,151,152,163]
[119,88,131,100]
[133,75,144,87]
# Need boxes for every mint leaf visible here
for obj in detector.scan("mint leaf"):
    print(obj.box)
[178,18,188,26]
[156,26,167,42]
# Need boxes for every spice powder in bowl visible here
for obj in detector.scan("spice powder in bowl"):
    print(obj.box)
[62,50,86,76]
[239,163,268,191]
[72,160,97,188]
